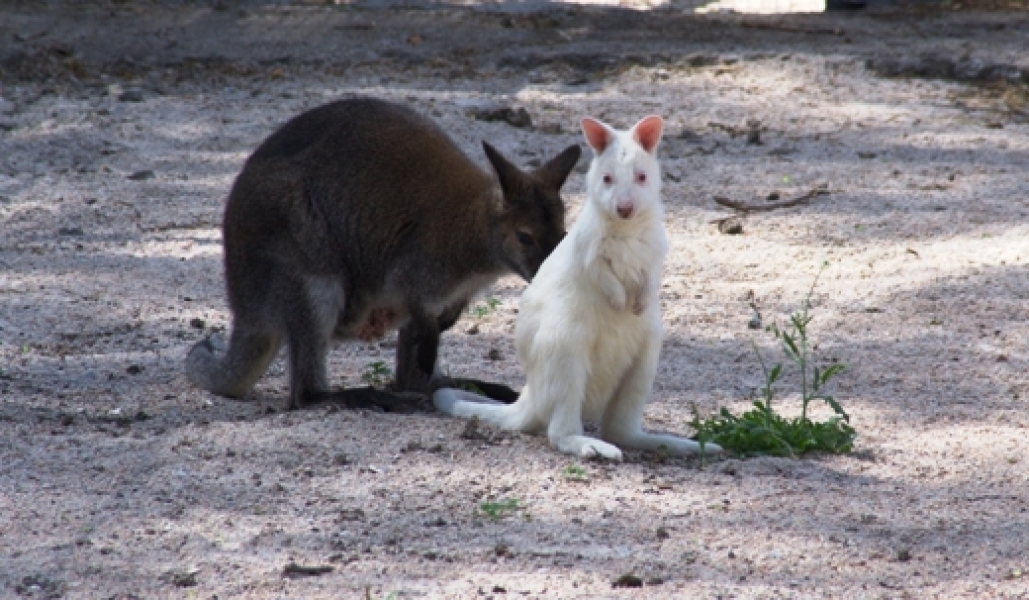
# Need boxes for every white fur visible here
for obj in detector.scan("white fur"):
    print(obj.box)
[434,116,721,460]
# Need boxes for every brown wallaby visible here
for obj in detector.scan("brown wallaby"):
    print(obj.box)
[185,97,580,411]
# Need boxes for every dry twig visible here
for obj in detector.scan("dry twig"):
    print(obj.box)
[283,562,333,577]
[713,187,832,213]
[740,20,843,36]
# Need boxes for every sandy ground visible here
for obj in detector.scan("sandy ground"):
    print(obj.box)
[2,1,1029,598]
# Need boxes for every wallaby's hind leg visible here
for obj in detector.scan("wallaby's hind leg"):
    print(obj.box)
[600,337,719,456]
[185,326,283,398]
[547,390,623,461]
[284,278,344,410]
[394,304,442,394]
[299,292,431,414]
[286,325,330,410]
[528,345,623,461]
[415,301,520,403]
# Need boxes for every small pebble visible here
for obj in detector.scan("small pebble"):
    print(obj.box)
[118,89,145,102]
[718,217,744,235]
[127,170,155,181]
[612,573,643,588]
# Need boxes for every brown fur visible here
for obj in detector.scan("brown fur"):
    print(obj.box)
[185,98,580,410]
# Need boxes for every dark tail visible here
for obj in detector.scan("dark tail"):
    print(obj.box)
[184,329,282,398]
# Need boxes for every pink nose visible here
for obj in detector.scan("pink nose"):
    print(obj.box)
[616,201,634,219]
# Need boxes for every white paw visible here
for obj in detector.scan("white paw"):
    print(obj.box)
[605,290,627,312]
[581,440,623,462]
[630,293,646,315]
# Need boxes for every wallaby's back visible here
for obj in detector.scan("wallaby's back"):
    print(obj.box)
[224,99,499,324]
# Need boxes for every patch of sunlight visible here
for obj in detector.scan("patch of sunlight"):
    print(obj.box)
[116,234,223,260]
[423,0,826,11]
[694,0,825,13]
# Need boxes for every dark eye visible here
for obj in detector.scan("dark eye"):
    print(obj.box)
[636,172,647,184]
[602,174,613,185]
[516,231,535,246]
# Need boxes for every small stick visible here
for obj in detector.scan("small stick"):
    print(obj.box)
[740,20,844,36]
[713,188,831,213]
[283,562,333,577]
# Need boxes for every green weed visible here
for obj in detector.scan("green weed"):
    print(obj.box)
[364,587,398,600]
[478,497,523,521]
[470,296,501,318]
[561,463,589,482]
[360,360,392,388]
[690,263,856,458]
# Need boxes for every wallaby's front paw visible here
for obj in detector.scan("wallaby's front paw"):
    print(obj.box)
[604,288,628,312]
[629,274,651,315]
[630,293,646,315]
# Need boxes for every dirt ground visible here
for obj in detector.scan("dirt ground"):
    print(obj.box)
[2,1,1029,598]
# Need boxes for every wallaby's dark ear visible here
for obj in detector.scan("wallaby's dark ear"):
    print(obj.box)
[534,144,581,192]
[483,141,524,197]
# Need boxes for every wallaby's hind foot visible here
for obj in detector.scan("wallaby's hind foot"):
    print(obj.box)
[553,435,624,461]
[602,428,722,456]
[185,329,282,399]
[304,387,430,414]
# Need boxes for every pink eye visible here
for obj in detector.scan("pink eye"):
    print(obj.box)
[636,172,647,184]
[602,174,613,185]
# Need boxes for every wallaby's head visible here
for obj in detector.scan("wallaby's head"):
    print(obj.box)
[581,115,664,221]
[483,142,581,282]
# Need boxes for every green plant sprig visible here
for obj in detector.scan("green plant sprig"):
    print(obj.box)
[561,463,589,482]
[478,497,524,521]
[470,296,501,319]
[360,360,392,388]
[691,263,855,458]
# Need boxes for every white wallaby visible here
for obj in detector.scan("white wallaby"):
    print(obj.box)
[433,114,721,460]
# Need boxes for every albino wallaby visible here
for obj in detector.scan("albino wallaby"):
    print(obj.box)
[185,98,580,411]
[434,115,721,460]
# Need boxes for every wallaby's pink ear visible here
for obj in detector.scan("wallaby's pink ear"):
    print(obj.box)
[632,115,664,155]
[581,117,613,154]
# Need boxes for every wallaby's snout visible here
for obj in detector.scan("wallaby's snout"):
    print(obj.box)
[616,199,634,219]
[503,219,566,282]
[526,227,567,281]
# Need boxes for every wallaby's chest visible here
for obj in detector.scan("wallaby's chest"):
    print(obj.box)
[599,236,661,282]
